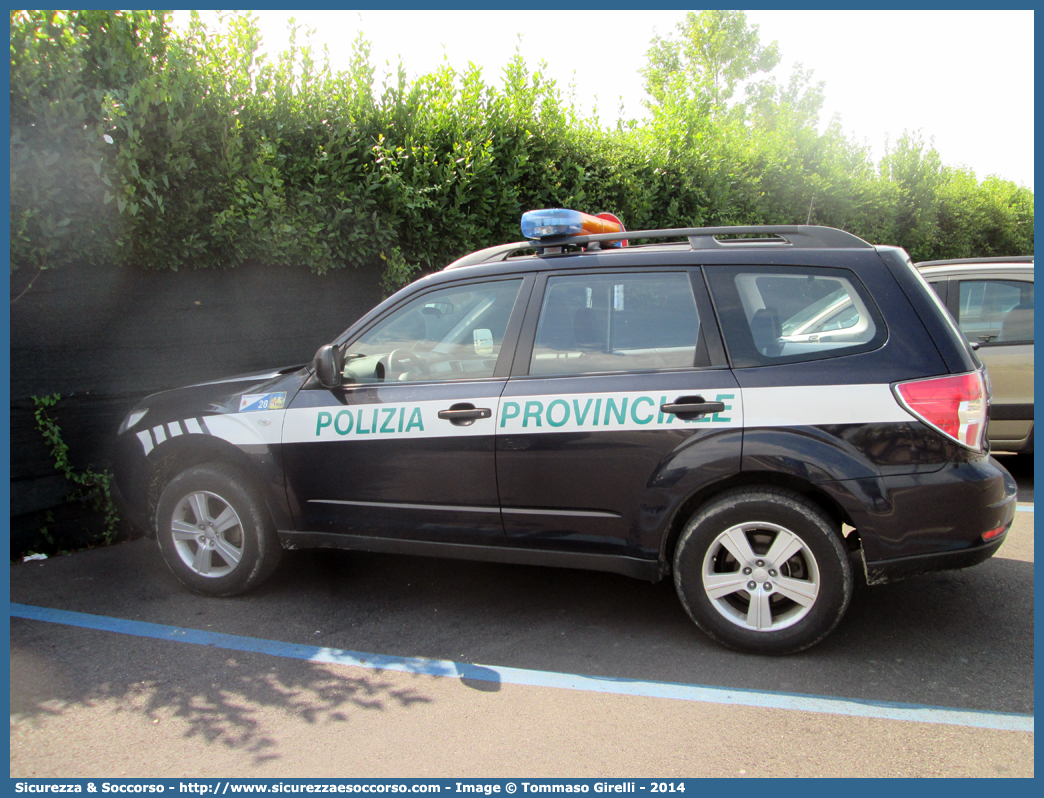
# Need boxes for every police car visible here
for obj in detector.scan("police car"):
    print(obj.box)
[112,210,1017,654]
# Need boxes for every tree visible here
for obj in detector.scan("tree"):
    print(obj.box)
[743,63,825,131]
[642,10,781,114]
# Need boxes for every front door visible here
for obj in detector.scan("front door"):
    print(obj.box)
[282,276,529,544]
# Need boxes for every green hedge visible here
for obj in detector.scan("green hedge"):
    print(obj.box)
[10,11,1034,291]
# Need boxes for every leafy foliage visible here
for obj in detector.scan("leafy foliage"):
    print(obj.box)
[32,394,120,545]
[9,10,1034,290]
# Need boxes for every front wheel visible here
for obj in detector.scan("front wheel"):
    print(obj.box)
[673,487,852,654]
[155,462,282,596]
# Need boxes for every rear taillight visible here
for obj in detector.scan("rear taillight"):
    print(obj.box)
[893,371,987,451]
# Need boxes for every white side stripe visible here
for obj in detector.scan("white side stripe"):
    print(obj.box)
[138,382,918,456]
[136,430,154,455]
[283,400,496,443]
[205,410,285,446]
[497,390,740,435]
[281,384,914,444]
[743,384,909,427]
[138,413,282,456]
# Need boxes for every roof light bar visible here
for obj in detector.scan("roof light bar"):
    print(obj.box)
[521,208,625,241]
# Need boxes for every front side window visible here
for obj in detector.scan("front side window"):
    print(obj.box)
[530,272,701,376]
[342,279,523,383]
[706,266,885,367]
[958,279,1033,344]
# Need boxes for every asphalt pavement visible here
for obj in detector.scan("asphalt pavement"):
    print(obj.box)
[9,465,1035,778]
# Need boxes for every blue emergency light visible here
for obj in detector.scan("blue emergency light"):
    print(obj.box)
[521,209,627,246]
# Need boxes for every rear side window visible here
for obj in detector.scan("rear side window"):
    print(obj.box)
[530,272,703,376]
[706,265,886,368]
[957,279,1033,344]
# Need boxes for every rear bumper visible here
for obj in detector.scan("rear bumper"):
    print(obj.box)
[825,453,1017,581]
[860,535,1008,585]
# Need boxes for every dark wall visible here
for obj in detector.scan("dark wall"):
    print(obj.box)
[10,260,384,524]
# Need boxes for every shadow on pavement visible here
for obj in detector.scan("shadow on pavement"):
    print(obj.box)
[9,532,1034,732]
[11,615,433,765]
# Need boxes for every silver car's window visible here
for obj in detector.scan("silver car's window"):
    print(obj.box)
[958,279,1033,344]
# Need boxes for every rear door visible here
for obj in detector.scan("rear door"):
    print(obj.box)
[494,267,742,561]
[281,275,531,544]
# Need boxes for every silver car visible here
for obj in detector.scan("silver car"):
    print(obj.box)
[917,256,1034,454]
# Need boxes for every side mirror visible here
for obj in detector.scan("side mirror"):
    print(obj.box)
[312,344,344,388]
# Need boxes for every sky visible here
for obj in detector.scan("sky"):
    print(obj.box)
[171,10,1034,191]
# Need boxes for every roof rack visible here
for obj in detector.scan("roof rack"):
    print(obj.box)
[443,241,532,271]
[443,224,872,270]
[542,224,871,251]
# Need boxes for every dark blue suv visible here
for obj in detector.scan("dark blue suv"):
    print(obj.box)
[112,214,1017,653]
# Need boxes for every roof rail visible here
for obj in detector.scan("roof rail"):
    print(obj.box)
[916,255,1034,267]
[534,224,872,251]
[442,224,872,271]
[443,242,531,270]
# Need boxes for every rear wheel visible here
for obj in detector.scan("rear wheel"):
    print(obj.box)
[155,462,282,596]
[673,487,852,654]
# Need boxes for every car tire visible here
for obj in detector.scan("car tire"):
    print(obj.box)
[155,462,282,596]
[673,486,852,654]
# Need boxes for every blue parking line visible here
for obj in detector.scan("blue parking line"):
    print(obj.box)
[1015,505,1033,512]
[10,603,1033,734]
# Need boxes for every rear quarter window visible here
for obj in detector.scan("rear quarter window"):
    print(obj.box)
[705,265,887,368]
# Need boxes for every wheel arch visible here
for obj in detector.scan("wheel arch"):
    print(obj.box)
[143,434,288,537]
[659,470,857,573]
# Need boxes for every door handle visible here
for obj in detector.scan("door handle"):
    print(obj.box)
[437,403,492,426]
[659,395,726,420]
